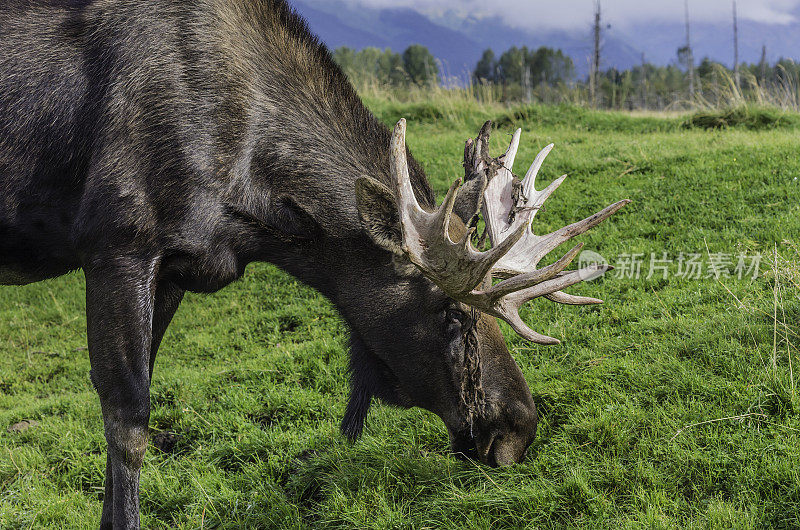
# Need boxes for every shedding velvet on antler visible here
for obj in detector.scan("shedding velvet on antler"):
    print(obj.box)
[390,119,630,344]
[476,126,631,304]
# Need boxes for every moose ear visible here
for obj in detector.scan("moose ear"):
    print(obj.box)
[354,177,404,255]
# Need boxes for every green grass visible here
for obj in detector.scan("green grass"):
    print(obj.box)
[3,103,800,528]
[683,106,800,131]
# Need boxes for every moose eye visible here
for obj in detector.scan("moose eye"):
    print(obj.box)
[445,308,468,324]
[443,309,467,339]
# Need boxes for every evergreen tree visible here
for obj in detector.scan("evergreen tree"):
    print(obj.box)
[473,49,498,83]
[402,45,439,86]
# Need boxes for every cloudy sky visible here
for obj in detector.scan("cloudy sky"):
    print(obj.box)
[343,0,800,30]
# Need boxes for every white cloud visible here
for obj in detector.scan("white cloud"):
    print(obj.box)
[338,0,800,30]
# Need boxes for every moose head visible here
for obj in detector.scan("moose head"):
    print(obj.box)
[344,119,630,466]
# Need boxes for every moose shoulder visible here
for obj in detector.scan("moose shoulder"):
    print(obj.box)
[0,0,628,527]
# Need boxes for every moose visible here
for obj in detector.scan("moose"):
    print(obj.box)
[0,0,628,527]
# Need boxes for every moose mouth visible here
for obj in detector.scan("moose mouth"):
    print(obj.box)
[449,429,501,467]
[449,421,537,467]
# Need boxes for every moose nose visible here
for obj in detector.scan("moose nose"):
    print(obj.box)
[480,433,529,467]
[492,439,523,466]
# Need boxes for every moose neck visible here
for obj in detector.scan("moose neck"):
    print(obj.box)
[209,4,435,279]
[192,2,446,355]
[208,0,434,228]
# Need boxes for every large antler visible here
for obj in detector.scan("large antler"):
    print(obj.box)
[477,126,630,304]
[391,119,625,344]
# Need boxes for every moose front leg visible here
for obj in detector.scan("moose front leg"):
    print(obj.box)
[85,255,159,530]
[149,281,185,379]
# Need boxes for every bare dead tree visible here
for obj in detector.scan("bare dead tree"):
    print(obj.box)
[591,0,601,108]
[684,0,695,99]
[523,65,532,103]
[733,0,740,89]
[640,52,647,109]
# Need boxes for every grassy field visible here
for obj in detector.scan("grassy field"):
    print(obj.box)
[2,102,800,528]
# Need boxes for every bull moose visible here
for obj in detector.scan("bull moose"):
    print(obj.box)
[0,0,628,527]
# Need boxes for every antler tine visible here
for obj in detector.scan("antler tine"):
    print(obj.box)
[526,199,632,267]
[476,120,492,161]
[501,128,521,169]
[463,137,475,173]
[486,243,584,300]
[545,291,604,305]
[433,178,461,236]
[491,264,611,343]
[529,174,568,218]
[501,311,562,345]
[483,130,521,247]
[477,262,609,345]
[502,264,611,307]
[522,143,554,197]
[503,146,567,234]
[391,119,423,216]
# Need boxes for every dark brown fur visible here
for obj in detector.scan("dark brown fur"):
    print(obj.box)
[0,1,538,527]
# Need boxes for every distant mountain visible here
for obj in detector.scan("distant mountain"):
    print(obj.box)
[615,9,800,67]
[291,0,800,79]
[376,8,485,77]
[293,1,390,50]
[453,14,642,75]
[293,1,484,77]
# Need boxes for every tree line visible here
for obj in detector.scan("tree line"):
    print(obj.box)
[597,56,800,110]
[472,47,574,102]
[332,43,800,111]
[471,46,800,110]
[333,45,439,87]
